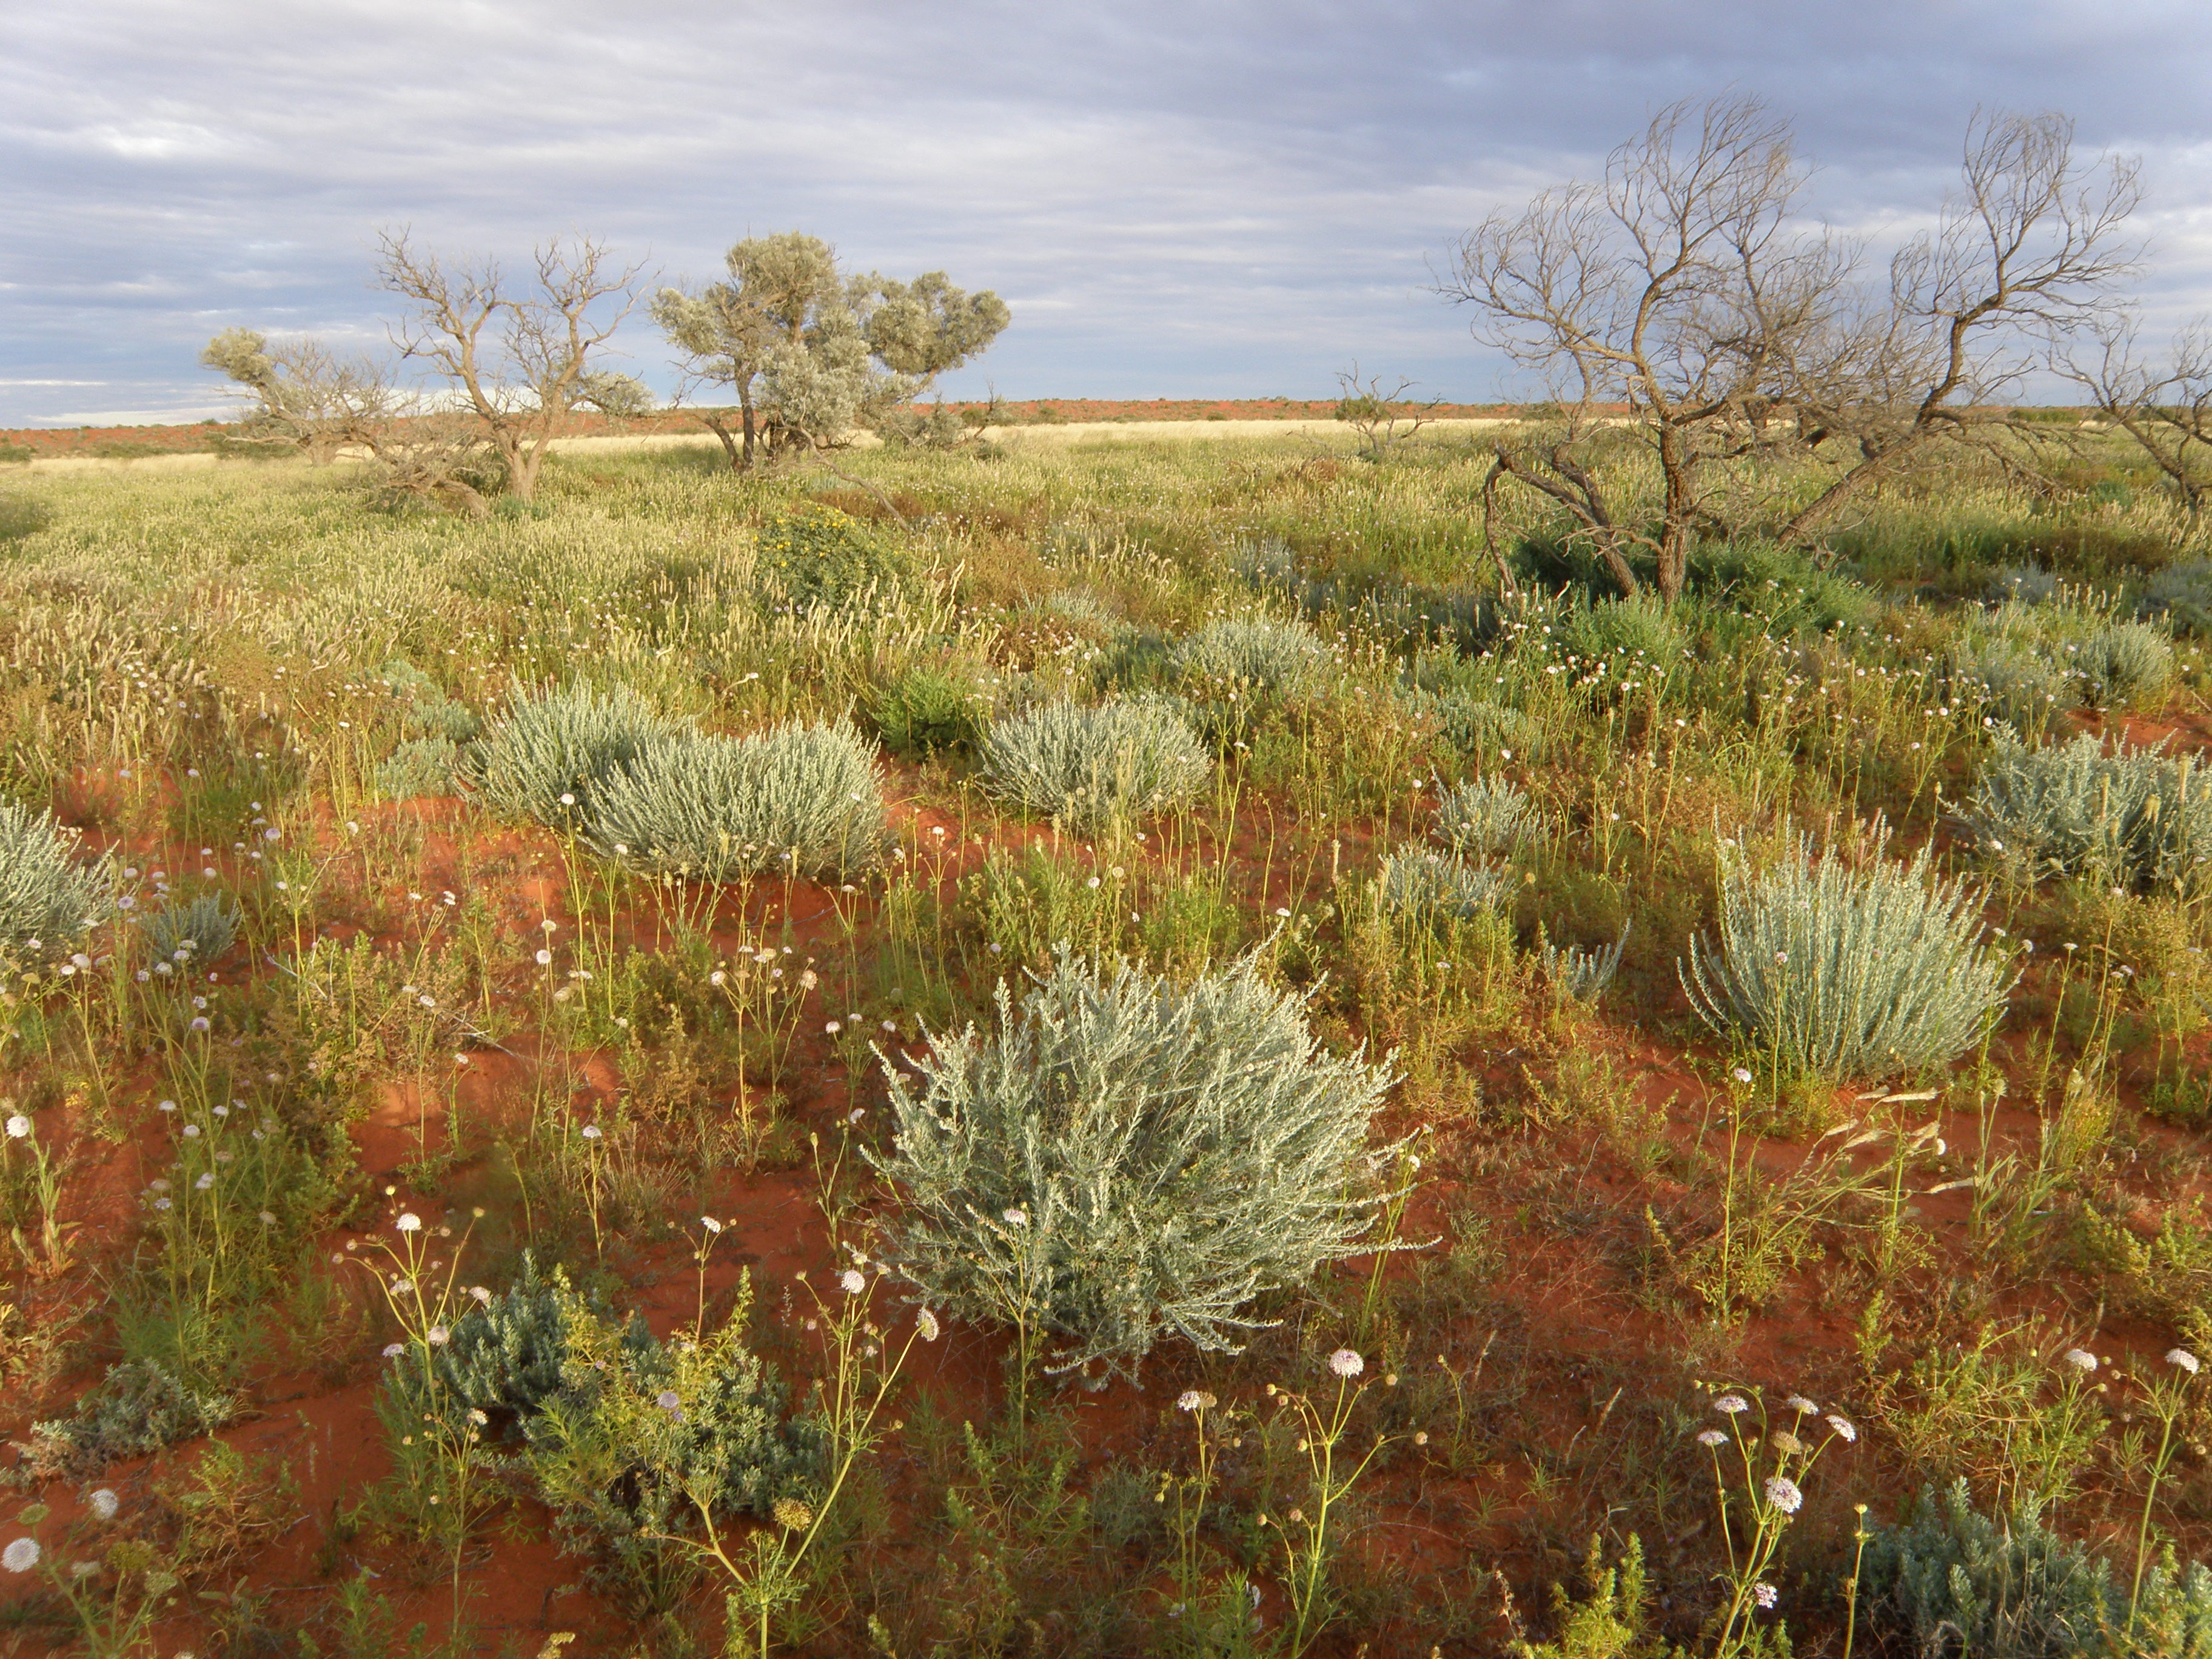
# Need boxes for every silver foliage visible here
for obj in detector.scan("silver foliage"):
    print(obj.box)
[978,699,1210,831]
[1969,734,2212,892]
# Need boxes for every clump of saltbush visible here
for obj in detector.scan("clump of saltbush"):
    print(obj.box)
[376,736,462,800]
[378,657,481,742]
[1436,775,1547,858]
[0,800,108,954]
[588,720,888,881]
[146,893,240,968]
[2076,620,2174,709]
[1418,688,1546,761]
[469,682,686,831]
[1954,638,2071,743]
[1564,594,1683,667]
[1381,848,1517,922]
[871,947,1399,1376]
[1862,1480,2212,1659]
[1540,925,1629,1004]
[978,699,1210,831]
[16,1361,236,1481]
[1683,822,2014,1081]
[1970,735,2212,893]
[2139,558,2212,638]
[1169,616,1330,695]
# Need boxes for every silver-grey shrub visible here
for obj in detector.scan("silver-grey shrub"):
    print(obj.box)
[978,699,1210,831]
[1436,776,1546,857]
[0,801,107,954]
[146,893,240,968]
[1954,640,2071,743]
[1970,735,2212,893]
[1682,824,2014,1081]
[1540,925,1629,1003]
[587,721,888,880]
[1381,848,1517,922]
[1168,617,1329,694]
[470,683,686,831]
[870,948,1398,1375]
[2076,621,2174,709]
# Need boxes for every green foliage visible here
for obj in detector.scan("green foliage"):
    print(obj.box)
[2139,559,2212,638]
[1436,775,1546,857]
[1565,595,1682,666]
[1381,848,1517,922]
[754,503,906,608]
[868,661,986,758]
[1863,1480,2212,1659]
[871,947,1398,1375]
[1168,617,1330,694]
[977,699,1210,831]
[586,720,889,880]
[1513,1535,1658,1659]
[377,657,481,742]
[144,892,240,968]
[1683,823,2014,1081]
[432,1252,652,1423]
[1956,639,2072,742]
[469,682,685,830]
[1420,688,1546,761]
[2077,622,2175,709]
[1969,736,2212,893]
[0,800,108,953]
[1540,924,1629,1003]
[16,1361,237,1480]
[374,736,461,800]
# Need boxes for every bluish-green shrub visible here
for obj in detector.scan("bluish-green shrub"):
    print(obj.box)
[0,801,108,954]
[469,683,685,831]
[978,700,1210,831]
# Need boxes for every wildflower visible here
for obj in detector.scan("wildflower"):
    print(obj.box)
[470,1286,492,1304]
[1713,1394,1750,1415]
[1764,1476,1803,1515]
[916,1308,940,1342]
[839,1269,866,1295]
[1697,1429,1728,1447]
[2170,1349,2202,1375]
[89,1489,118,1521]
[1771,1431,1806,1455]
[1177,1390,1216,1412]
[258,1212,275,1225]
[580,1124,602,1142]
[1826,1415,1857,1442]
[535,950,552,966]
[468,1409,488,1426]
[1753,1583,1778,1610]
[657,1390,682,1412]
[4,1115,28,1139]
[1732,1067,1754,1085]
[701,1216,723,1234]
[427,1326,450,1346]
[195,1172,214,1191]
[1003,1207,1028,1227]
[1784,1395,1818,1415]
[2,1538,39,1573]
[383,1342,406,1358]
[396,1213,422,1233]
[1329,1349,1365,1379]
[773,1498,814,1532]
[826,1021,842,1035]
[2064,1349,2098,1373]
[189,1016,211,1033]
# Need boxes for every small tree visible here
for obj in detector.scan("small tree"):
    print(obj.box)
[374,229,643,502]
[199,329,394,463]
[2055,309,2212,516]
[1332,364,1442,460]
[651,232,1007,469]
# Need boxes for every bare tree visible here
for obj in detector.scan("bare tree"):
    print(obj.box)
[374,230,643,502]
[1442,96,1854,601]
[1773,111,2142,545]
[1332,364,1443,460]
[199,329,395,463]
[2054,309,2212,516]
[652,232,1008,469]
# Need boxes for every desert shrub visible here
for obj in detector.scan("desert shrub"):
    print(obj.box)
[378,657,481,742]
[145,892,240,968]
[1956,639,2072,742]
[375,736,461,800]
[2139,559,2212,638]
[1540,925,1629,1004]
[1564,595,1682,666]
[1862,1479,2212,1659]
[0,800,107,954]
[1422,689,1546,760]
[1682,823,2014,1081]
[1988,565,2060,606]
[871,948,1398,1375]
[868,661,987,758]
[433,1253,653,1424]
[1969,736,2212,893]
[586,720,888,880]
[15,1360,237,1480]
[1381,848,1517,922]
[1168,617,1330,694]
[977,699,1210,831]
[2077,621,2175,708]
[1436,776,1546,857]
[754,502,905,608]
[469,682,685,830]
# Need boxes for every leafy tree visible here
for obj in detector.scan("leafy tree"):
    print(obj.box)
[651,232,1007,468]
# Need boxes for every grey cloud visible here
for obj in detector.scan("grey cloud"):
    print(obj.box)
[4,1,2210,424]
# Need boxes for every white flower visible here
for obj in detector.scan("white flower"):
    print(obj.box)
[1329,1349,1365,1379]
[1753,1583,1778,1610]
[1763,1476,1803,1515]
[1826,1414,1857,1442]
[839,1270,866,1295]
[383,1343,406,1358]
[1732,1067,1754,1085]
[1771,1431,1806,1455]
[426,1326,450,1346]
[89,1489,118,1521]
[915,1308,940,1342]
[1697,1429,1728,1447]
[1177,1390,1217,1412]
[2,1537,39,1572]
[657,1390,682,1412]
[581,1124,602,1141]
[1784,1395,1818,1415]
[1002,1207,1028,1227]
[700,1216,723,1235]
[2170,1349,2202,1375]
[396,1213,422,1233]
[3,1115,28,1139]
[535,950,552,966]
[1713,1394,1750,1415]
[469,1286,492,1305]
[2064,1349,2098,1373]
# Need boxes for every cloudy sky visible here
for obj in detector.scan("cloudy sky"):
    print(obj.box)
[5,1,2211,426]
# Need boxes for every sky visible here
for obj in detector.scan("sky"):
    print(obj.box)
[5,1,2212,427]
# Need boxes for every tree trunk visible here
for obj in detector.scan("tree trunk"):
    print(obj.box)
[701,412,742,471]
